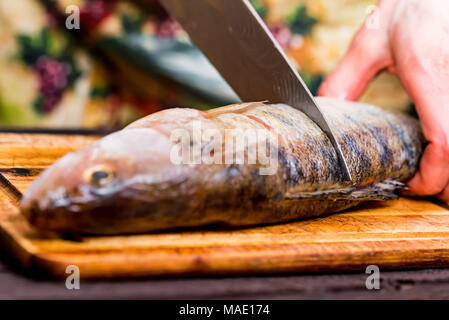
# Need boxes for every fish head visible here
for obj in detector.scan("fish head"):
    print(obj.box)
[20,128,194,234]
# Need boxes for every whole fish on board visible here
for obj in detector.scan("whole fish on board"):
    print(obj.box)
[20,98,424,235]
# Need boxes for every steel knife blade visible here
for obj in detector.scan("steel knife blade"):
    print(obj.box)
[159,0,352,181]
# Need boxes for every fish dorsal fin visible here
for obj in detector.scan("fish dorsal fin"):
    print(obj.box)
[285,180,405,201]
[205,102,266,118]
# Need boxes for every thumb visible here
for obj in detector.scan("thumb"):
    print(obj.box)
[318,24,392,101]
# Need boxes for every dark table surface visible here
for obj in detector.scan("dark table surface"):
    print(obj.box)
[1,246,449,300]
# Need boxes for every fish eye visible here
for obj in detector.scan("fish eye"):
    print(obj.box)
[83,165,116,188]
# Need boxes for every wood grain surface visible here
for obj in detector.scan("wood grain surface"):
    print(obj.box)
[1,133,449,280]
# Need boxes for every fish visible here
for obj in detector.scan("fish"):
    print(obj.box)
[20,97,425,235]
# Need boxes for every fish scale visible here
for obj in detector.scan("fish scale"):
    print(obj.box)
[20,97,425,235]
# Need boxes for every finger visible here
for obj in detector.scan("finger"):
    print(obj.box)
[437,185,449,203]
[395,47,449,197]
[318,18,393,101]
[407,142,449,196]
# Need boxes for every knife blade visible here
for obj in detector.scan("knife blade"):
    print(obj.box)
[159,0,352,181]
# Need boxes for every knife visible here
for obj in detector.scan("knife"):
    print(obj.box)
[159,0,352,181]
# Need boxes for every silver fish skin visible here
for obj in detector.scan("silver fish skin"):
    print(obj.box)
[20,97,424,235]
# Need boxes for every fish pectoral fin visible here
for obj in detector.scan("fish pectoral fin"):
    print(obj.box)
[284,186,356,200]
[285,180,406,201]
[335,180,406,201]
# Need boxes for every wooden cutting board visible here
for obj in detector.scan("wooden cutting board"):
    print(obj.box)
[1,133,449,279]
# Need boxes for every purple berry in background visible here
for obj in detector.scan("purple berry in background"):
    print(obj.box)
[146,0,169,20]
[269,24,293,50]
[34,57,70,113]
[156,19,182,38]
[80,0,113,28]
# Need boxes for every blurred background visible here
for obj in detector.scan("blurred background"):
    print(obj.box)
[0,0,411,130]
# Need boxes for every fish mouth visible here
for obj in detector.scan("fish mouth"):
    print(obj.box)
[20,189,137,234]
[20,192,195,235]
[20,188,83,233]
[20,199,35,224]
[19,174,197,235]
[19,177,124,231]
[20,199,54,232]
[20,199,86,234]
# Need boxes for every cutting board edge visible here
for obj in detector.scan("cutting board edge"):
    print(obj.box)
[21,241,449,280]
[2,133,449,279]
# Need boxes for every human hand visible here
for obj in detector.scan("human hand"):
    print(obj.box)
[318,0,449,202]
